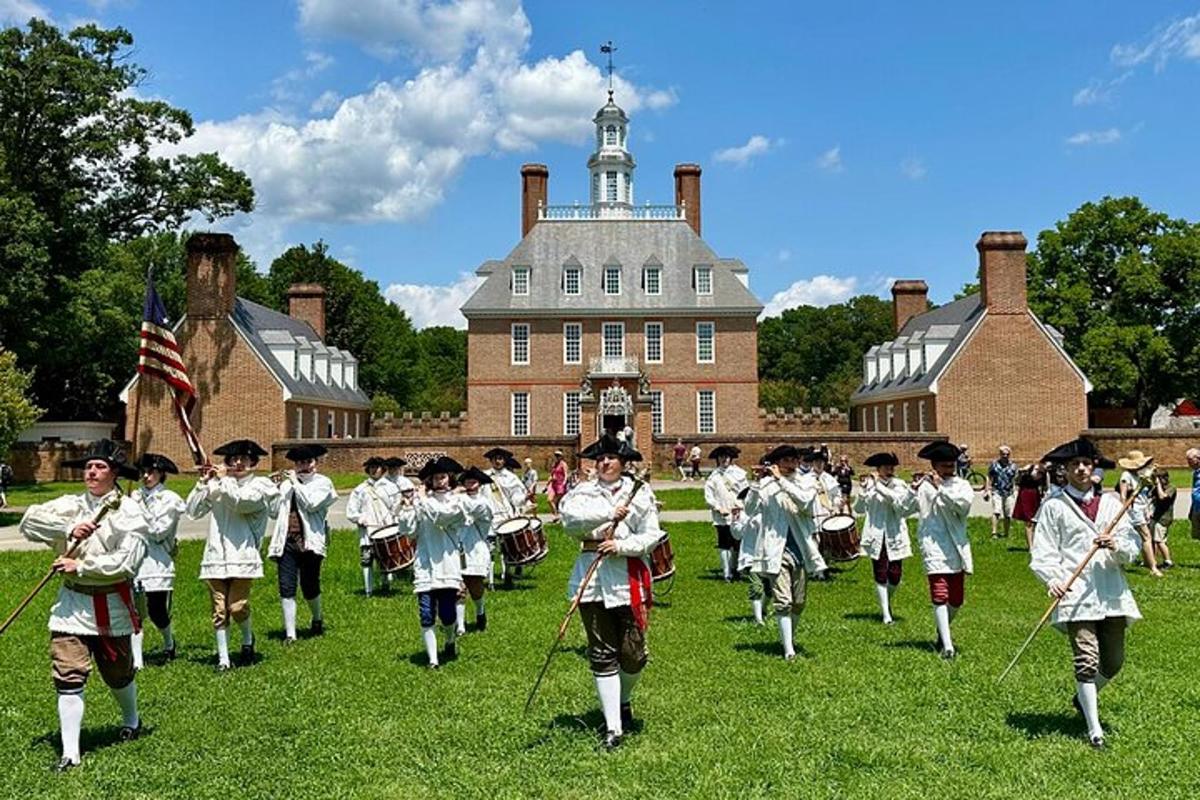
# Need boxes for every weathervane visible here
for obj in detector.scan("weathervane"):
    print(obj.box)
[600,40,617,99]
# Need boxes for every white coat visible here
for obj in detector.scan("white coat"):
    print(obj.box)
[20,492,149,636]
[813,471,843,521]
[396,490,466,593]
[731,486,764,570]
[345,478,402,546]
[704,464,749,525]
[266,472,338,559]
[187,475,280,580]
[132,485,186,591]
[560,475,662,609]
[747,473,817,576]
[387,472,416,493]
[853,477,917,561]
[486,468,529,521]
[915,476,975,575]
[457,492,495,577]
[1030,490,1142,630]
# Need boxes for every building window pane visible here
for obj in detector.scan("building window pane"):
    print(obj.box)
[606,171,618,202]
[918,400,927,432]
[644,322,663,363]
[645,267,661,295]
[605,125,617,146]
[695,266,712,295]
[696,321,715,363]
[886,403,894,432]
[604,266,621,295]
[512,392,529,437]
[591,173,599,204]
[511,323,529,365]
[602,322,624,359]
[651,391,663,434]
[563,322,582,364]
[860,407,867,432]
[311,409,318,439]
[564,391,580,436]
[697,390,716,434]
[623,172,632,202]
[512,266,529,296]
[564,267,580,295]
[327,411,334,438]
[872,406,879,432]
[902,403,909,432]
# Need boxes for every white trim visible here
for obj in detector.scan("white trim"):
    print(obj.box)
[602,321,625,359]
[311,408,318,438]
[563,321,582,365]
[694,265,713,296]
[695,321,715,364]
[650,390,664,435]
[511,322,530,365]
[511,391,530,437]
[295,407,303,438]
[644,321,663,364]
[563,265,581,296]
[563,391,581,436]
[511,265,530,296]
[644,266,662,296]
[918,400,928,432]
[603,265,621,296]
[697,389,716,434]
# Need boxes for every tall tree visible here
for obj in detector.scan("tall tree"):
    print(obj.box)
[1027,196,1200,424]
[0,348,42,459]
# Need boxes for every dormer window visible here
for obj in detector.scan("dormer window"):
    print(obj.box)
[512,266,530,296]
[694,265,713,296]
[604,265,621,295]
[644,266,661,296]
[563,265,581,296]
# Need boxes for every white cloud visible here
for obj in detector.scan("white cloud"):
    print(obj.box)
[0,0,51,24]
[761,275,859,318]
[900,157,926,180]
[309,89,342,114]
[815,145,843,173]
[713,135,774,166]
[1110,13,1200,70]
[384,273,483,329]
[1065,128,1122,146]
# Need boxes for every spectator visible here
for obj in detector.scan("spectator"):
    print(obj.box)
[956,445,972,479]
[1186,447,1200,542]
[546,451,568,523]
[689,444,703,481]
[1117,450,1162,578]
[984,445,1018,538]
[0,458,11,508]
[522,458,538,504]
[818,442,831,464]
[1012,462,1047,549]
[831,455,855,501]
[1150,468,1176,569]
[673,439,688,481]
[623,423,635,448]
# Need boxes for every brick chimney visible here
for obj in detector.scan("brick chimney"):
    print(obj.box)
[520,163,548,238]
[288,283,327,340]
[186,233,239,319]
[891,280,929,333]
[674,163,702,236]
[977,231,1028,314]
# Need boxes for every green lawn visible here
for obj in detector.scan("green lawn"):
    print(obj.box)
[0,519,1197,798]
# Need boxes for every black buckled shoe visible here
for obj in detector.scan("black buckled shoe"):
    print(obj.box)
[162,646,176,662]
[475,613,487,632]
[1089,735,1105,750]
[53,757,80,773]
[620,703,634,731]
[442,640,457,661]
[118,723,142,742]
[311,619,324,637]
[601,730,623,752]
[238,642,255,666]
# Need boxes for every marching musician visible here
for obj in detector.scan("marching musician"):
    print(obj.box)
[19,439,149,772]
[186,439,280,671]
[1030,438,1144,749]
[807,448,842,580]
[703,445,749,582]
[267,444,338,643]
[130,453,186,668]
[751,444,818,661]
[913,441,975,659]
[346,457,402,596]
[385,456,415,493]
[731,479,769,625]
[853,452,917,625]
[396,456,468,669]
[456,466,496,634]
[559,434,662,751]
[484,447,530,588]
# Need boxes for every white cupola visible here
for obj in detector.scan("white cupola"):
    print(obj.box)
[587,90,636,209]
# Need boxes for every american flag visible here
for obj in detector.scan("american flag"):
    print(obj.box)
[139,276,206,464]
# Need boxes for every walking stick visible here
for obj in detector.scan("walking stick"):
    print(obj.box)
[524,477,645,712]
[996,479,1145,683]
[0,491,123,637]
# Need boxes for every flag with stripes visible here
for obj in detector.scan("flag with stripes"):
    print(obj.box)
[139,276,205,464]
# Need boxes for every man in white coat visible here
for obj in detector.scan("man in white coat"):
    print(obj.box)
[396,456,468,668]
[704,445,749,581]
[130,453,186,668]
[268,444,338,643]
[807,449,843,579]
[20,439,149,772]
[560,434,662,751]
[187,439,280,671]
[346,457,401,596]
[484,447,531,588]
[456,466,496,634]
[914,441,975,659]
[853,452,917,625]
[1031,438,1145,749]
[731,480,769,625]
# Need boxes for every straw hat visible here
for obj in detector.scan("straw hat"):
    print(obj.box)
[1116,450,1153,471]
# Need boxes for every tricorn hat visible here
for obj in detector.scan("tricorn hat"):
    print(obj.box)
[135,452,179,475]
[213,439,269,459]
[363,456,387,471]
[763,444,800,463]
[1042,438,1117,470]
[917,441,961,463]
[863,452,900,468]
[579,434,642,463]
[483,447,514,461]
[418,455,464,480]
[459,466,493,486]
[384,456,407,469]
[63,439,139,479]
[286,443,327,462]
[504,455,522,472]
[799,447,818,463]
[708,445,740,461]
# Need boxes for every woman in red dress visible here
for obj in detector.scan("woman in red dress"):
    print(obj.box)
[546,450,569,523]
[1013,462,1047,549]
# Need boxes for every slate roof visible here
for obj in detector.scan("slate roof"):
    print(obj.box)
[460,219,763,317]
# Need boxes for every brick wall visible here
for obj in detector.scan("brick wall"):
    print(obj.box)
[760,407,850,434]
[8,440,131,483]
[851,396,938,437]
[1084,429,1199,468]
[372,411,470,437]
[649,433,950,474]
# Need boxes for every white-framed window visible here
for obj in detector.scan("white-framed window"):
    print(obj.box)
[512,392,529,437]
[697,389,716,434]
[650,390,664,434]
[602,322,624,359]
[563,266,581,296]
[872,406,879,432]
[644,266,661,295]
[696,321,715,363]
[311,409,318,438]
[918,400,927,432]
[355,413,361,438]
[623,173,632,200]
[511,323,530,365]
[902,403,910,432]
[342,411,348,437]
[563,391,581,436]
[295,407,303,437]
[694,265,713,295]
[327,411,334,437]
[859,407,867,432]
[591,173,600,203]
[644,322,663,363]
[512,265,530,296]
[604,265,621,295]
[606,171,618,202]
[563,322,581,364]
[886,403,894,432]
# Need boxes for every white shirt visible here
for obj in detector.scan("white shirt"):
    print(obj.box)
[346,477,402,546]
[750,474,818,576]
[187,474,280,580]
[704,464,749,526]
[486,468,529,524]
[396,490,466,593]
[132,484,186,591]
[853,477,916,561]
[915,476,975,575]
[266,472,338,559]
[457,492,495,577]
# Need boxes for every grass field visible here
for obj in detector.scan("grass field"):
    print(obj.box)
[1,519,1198,798]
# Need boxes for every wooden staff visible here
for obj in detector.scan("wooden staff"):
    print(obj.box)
[996,479,1145,683]
[524,477,645,712]
[0,491,123,637]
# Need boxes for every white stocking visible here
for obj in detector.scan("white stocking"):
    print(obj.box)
[933,604,953,652]
[751,598,763,624]
[362,566,373,595]
[1076,681,1103,739]
[619,669,641,704]
[455,602,467,635]
[57,693,84,764]
[215,628,231,666]
[130,630,145,670]
[110,681,139,729]
[595,673,622,735]
[422,627,438,665]
[778,614,795,658]
[875,583,892,623]
[281,598,297,639]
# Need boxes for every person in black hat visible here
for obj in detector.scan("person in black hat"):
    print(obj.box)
[559,434,662,750]
[396,456,468,668]
[267,444,337,643]
[913,441,975,658]
[20,439,149,771]
[484,447,532,587]
[806,447,842,580]
[455,466,496,633]
[186,439,280,671]
[704,445,749,582]
[384,456,416,496]
[130,453,186,668]
[853,452,916,625]
[1030,438,1144,749]
[346,456,403,596]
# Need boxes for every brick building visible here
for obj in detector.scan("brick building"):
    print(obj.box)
[120,233,372,468]
[849,232,1091,459]
[461,92,764,443]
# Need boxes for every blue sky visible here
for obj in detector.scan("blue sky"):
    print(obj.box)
[8,1,1200,326]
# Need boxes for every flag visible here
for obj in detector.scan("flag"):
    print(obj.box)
[138,275,205,464]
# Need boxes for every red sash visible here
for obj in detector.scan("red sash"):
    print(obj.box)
[627,557,653,631]
[88,581,141,637]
